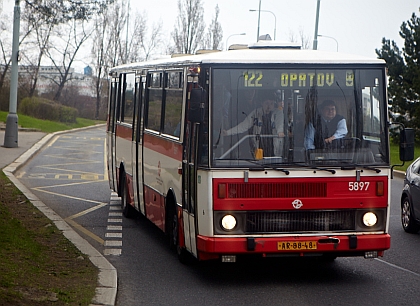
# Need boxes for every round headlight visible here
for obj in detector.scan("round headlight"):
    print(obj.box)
[363,212,378,227]
[221,215,237,231]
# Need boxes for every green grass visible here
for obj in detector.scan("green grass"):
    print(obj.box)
[0,111,104,133]
[0,171,97,305]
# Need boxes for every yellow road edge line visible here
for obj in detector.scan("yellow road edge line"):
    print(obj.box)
[47,135,60,147]
[34,166,103,175]
[67,202,109,219]
[65,217,104,245]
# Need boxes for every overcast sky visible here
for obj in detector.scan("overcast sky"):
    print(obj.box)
[2,0,419,71]
[132,0,420,57]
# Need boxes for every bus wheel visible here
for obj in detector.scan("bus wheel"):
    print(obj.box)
[170,209,191,264]
[121,177,135,218]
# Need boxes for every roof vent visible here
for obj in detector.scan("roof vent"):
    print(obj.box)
[248,40,301,50]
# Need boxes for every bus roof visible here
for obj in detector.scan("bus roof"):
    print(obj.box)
[110,48,385,73]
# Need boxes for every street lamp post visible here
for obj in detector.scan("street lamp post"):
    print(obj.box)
[226,33,246,50]
[4,0,21,148]
[318,34,338,52]
[313,0,321,50]
[249,9,277,40]
[257,0,261,41]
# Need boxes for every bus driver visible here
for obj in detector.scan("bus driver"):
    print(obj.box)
[223,92,285,159]
[304,99,347,150]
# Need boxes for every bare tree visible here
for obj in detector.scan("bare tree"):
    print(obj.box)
[299,28,311,49]
[91,4,110,119]
[0,6,32,95]
[20,0,111,102]
[172,0,206,54]
[202,5,223,50]
[45,20,92,101]
[22,1,57,97]
[106,0,128,68]
[130,12,162,61]
[288,27,311,49]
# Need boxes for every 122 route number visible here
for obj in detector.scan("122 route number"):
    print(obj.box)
[349,182,370,191]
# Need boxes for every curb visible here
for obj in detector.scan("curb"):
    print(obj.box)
[2,124,117,306]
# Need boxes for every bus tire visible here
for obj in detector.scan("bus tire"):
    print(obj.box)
[170,208,191,264]
[120,175,136,218]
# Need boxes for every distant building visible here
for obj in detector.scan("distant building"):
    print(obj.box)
[0,64,102,98]
[84,66,93,76]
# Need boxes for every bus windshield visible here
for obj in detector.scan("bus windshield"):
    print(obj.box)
[211,68,388,168]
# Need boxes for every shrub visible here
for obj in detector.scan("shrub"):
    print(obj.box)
[18,97,78,123]
[59,105,78,123]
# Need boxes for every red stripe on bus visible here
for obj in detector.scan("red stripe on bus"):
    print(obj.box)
[115,124,132,140]
[143,133,183,160]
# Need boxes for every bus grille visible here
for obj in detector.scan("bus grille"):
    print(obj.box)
[227,182,327,198]
[246,210,355,233]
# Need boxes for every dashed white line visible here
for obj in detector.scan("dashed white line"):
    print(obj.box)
[104,193,123,256]
[107,225,122,231]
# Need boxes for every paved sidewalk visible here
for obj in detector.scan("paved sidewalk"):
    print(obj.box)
[1,126,117,306]
[0,129,46,170]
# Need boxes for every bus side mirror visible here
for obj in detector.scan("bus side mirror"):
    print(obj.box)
[400,128,415,162]
[189,88,206,123]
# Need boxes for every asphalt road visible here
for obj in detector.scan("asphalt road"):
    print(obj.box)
[16,127,420,306]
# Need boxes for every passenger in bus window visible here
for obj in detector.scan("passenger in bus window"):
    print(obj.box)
[223,92,285,158]
[304,100,347,150]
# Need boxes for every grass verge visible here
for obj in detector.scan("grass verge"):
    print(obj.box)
[0,171,98,305]
[0,111,103,133]
[0,113,102,305]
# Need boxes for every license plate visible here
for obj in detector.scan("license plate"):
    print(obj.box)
[277,241,317,251]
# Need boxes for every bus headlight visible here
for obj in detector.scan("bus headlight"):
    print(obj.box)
[221,214,237,231]
[362,212,378,227]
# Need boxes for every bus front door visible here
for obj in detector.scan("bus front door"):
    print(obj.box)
[182,121,199,257]
[133,76,145,214]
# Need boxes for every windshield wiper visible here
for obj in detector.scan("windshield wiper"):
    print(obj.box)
[311,166,336,174]
[250,161,290,175]
[339,162,381,173]
[362,166,381,173]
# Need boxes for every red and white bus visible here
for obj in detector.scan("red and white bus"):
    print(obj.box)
[106,42,413,263]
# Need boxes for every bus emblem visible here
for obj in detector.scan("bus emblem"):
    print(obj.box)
[292,199,303,209]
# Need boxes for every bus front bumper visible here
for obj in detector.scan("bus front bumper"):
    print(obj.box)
[196,234,390,260]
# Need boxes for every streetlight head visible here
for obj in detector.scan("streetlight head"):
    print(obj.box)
[249,9,257,12]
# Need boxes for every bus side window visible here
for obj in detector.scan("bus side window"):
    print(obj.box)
[146,72,163,132]
[163,71,183,138]
[122,73,135,125]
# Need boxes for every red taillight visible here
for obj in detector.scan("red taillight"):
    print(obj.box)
[218,183,226,199]
[376,181,384,196]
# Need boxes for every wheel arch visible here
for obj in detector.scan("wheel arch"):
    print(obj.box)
[165,188,178,234]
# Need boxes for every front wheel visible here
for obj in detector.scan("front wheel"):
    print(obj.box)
[170,209,192,264]
[401,197,420,233]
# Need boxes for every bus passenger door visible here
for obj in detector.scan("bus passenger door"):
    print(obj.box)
[106,78,118,191]
[133,76,145,215]
[182,121,199,257]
